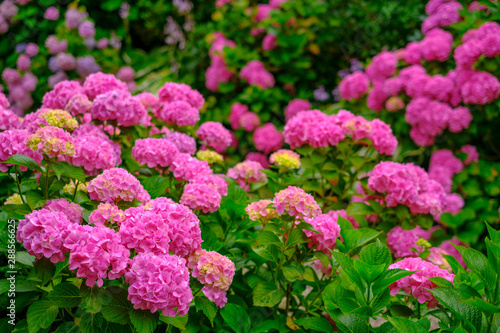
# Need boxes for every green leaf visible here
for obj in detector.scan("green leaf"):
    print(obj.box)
[353,260,386,284]
[389,304,414,317]
[54,322,80,333]
[16,251,35,266]
[456,246,498,294]
[255,231,283,247]
[385,317,428,333]
[331,314,369,333]
[48,283,82,308]
[101,287,131,324]
[80,312,104,333]
[428,277,454,289]
[462,298,500,317]
[294,317,333,331]
[221,303,251,333]
[3,154,43,172]
[486,222,500,243]
[346,202,374,216]
[283,266,303,282]
[159,314,188,331]
[331,252,363,288]
[195,296,218,327]
[324,282,344,307]
[342,229,381,253]
[253,281,284,307]
[250,320,280,333]
[81,285,106,314]
[25,191,46,210]
[251,244,279,262]
[373,269,415,293]
[443,254,466,275]
[101,0,123,11]
[359,239,391,267]
[27,301,59,333]
[286,228,309,247]
[129,309,159,333]
[140,176,170,199]
[51,162,87,182]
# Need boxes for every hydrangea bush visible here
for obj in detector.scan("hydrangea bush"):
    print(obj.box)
[1,1,500,333]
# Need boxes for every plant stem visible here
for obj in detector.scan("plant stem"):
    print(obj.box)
[72,180,80,202]
[13,166,26,204]
[284,283,292,316]
[45,161,51,200]
[417,302,421,319]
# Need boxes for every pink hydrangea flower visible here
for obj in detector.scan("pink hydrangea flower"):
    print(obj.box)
[17,209,76,263]
[246,200,279,222]
[44,6,59,20]
[0,129,43,172]
[239,112,261,132]
[269,149,301,169]
[227,161,267,191]
[387,226,429,258]
[82,72,128,100]
[0,107,21,130]
[385,96,405,111]
[448,106,472,133]
[420,28,453,62]
[91,89,147,127]
[382,77,403,96]
[125,253,193,316]
[154,101,200,126]
[42,80,83,110]
[245,152,270,169]
[404,41,422,65]
[44,198,83,224]
[366,51,397,82]
[143,197,202,257]
[132,138,179,169]
[388,257,454,308]
[284,99,311,122]
[119,210,172,254]
[423,75,455,103]
[284,110,344,149]
[304,214,341,254]
[61,135,118,176]
[422,2,462,34]
[206,57,234,92]
[65,93,92,117]
[65,225,130,287]
[273,186,321,219]
[170,153,213,181]
[17,54,31,71]
[158,82,204,110]
[181,183,221,213]
[240,60,275,89]
[369,119,398,155]
[458,70,500,105]
[429,149,463,193]
[197,121,232,153]
[87,168,151,203]
[0,92,10,108]
[327,209,359,229]
[27,126,74,158]
[160,132,195,156]
[405,97,452,146]
[426,247,452,271]
[262,34,277,51]
[229,103,249,130]
[188,249,235,308]
[366,83,388,111]
[444,193,464,215]
[461,145,479,165]
[253,123,283,154]
[89,203,125,227]
[339,72,370,100]
[190,174,228,196]
[136,92,159,110]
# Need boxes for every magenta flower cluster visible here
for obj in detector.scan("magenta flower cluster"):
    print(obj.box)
[87,168,151,203]
[304,214,341,254]
[132,138,179,169]
[227,161,267,191]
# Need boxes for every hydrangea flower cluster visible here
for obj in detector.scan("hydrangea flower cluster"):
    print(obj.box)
[37,109,79,131]
[27,126,75,158]
[428,149,464,193]
[125,253,193,316]
[455,22,500,69]
[422,0,462,34]
[64,224,129,287]
[0,129,42,172]
[253,123,283,154]
[368,161,461,220]
[196,150,224,165]
[0,105,21,131]
[62,180,88,196]
[196,121,232,153]
[229,103,249,130]
[132,138,179,169]
[82,72,128,100]
[61,135,118,175]
[245,152,270,169]
[87,168,151,203]
[461,145,479,165]
[16,209,76,263]
[246,199,279,223]
[239,112,261,132]
[206,33,236,92]
[181,183,222,213]
[89,203,125,227]
[227,161,267,191]
[91,89,147,127]
[439,237,467,268]
[273,186,321,219]
[58,93,92,119]
[284,98,311,122]
[426,247,452,272]
[269,149,301,169]
[339,71,369,100]
[153,101,200,126]
[240,60,275,89]
[4,193,22,205]
[42,80,83,110]
[284,110,344,149]
[158,82,205,110]
[388,257,454,308]
[143,197,203,257]
[170,153,213,182]
[164,131,197,155]
[386,226,431,258]
[304,214,341,254]
[44,198,83,224]
[188,249,235,308]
